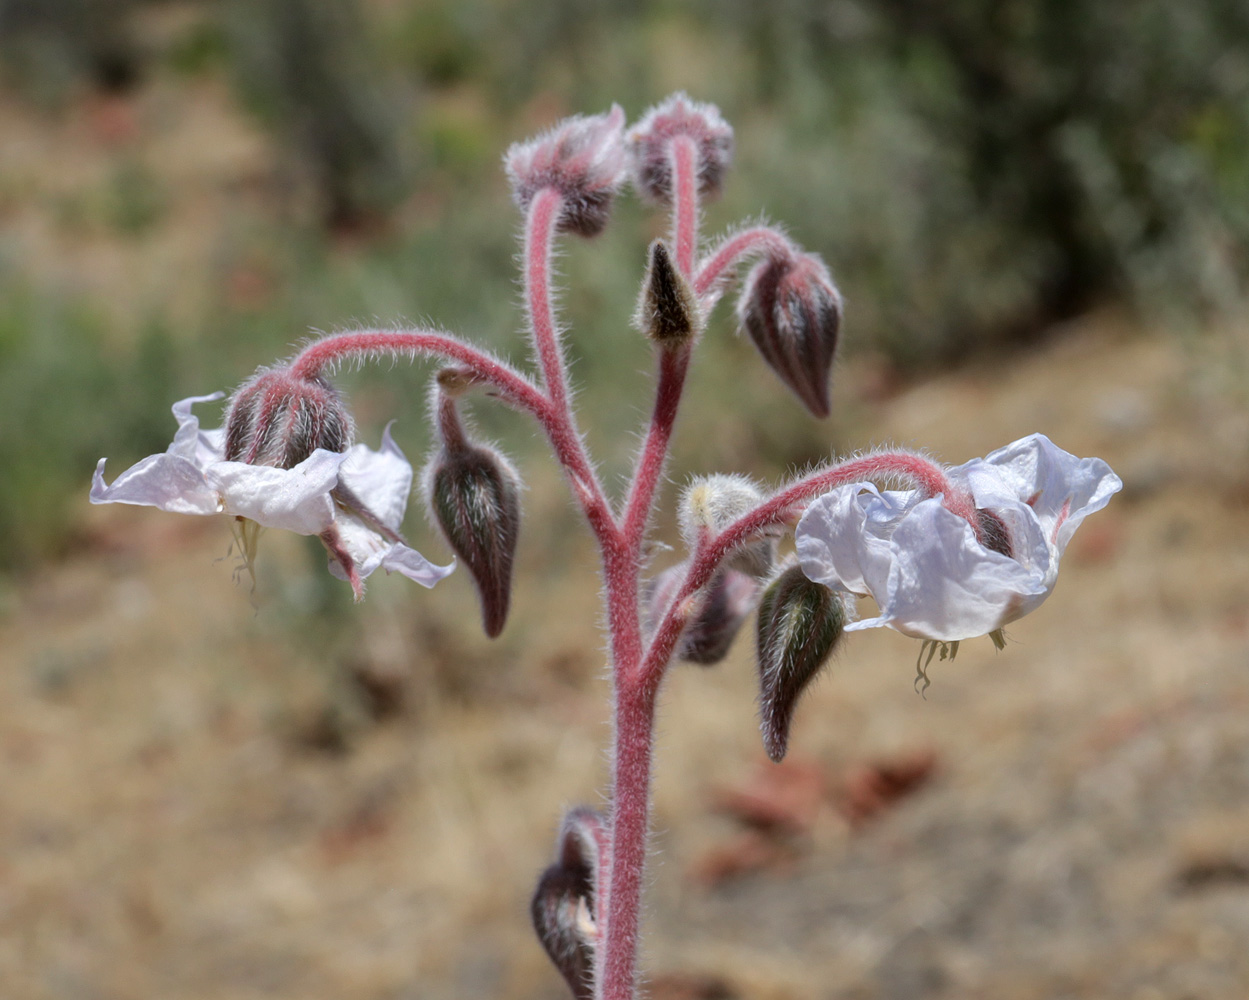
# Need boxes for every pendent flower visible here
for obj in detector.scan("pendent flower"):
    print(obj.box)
[795,434,1122,642]
[90,388,455,600]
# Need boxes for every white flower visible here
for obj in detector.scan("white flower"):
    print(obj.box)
[91,393,455,599]
[795,434,1122,642]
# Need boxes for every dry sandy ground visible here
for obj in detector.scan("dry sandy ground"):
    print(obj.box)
[2,319,1247,1000]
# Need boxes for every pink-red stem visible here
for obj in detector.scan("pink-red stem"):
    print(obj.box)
[597,133,704,1000]
[694,225,795,298]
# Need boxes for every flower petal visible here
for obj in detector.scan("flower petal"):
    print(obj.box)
[974,434,1121,552]
[90,455,221,515]
[206,450,346,535]
[325,509,454,588]
[869,498,1050,640]
[796,483,914,599]
[337,424,412,532]
[168,393,226,465]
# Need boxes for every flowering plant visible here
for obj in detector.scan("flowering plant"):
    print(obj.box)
[91,93,1119,1000]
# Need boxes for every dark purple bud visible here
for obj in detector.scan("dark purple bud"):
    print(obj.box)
[531,807,607,1000]
[505,105,627,237]
[425,438,521,638]
[627,92,734,203]
[648,563,759,666]
[635,240,700,346]
[738,251,843,418]
[756,564,846,762]
[224,367,354,469]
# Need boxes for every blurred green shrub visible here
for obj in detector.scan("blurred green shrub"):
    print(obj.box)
[0,0,143,103]
[224,0,412,230]
[0,282,178,571]
[706,0,1249,362]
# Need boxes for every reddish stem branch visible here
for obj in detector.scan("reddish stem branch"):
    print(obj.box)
[694,225,795,298]
[622,346,691,549]
[638,452,967,687]
[290,329,541,409]
[671,137,700,277]
[523,188,618,545]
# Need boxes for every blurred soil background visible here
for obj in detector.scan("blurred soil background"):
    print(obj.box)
[1,2,1248,998]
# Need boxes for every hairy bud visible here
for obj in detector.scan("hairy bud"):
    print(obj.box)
[738,251,843,418]
[531,807,607,1000]
[505,104,627,237]
[627,92,734,203]
[224,367,354,469]
[635,240,700,346]
[648,563,759,666]
[975,507,1014,558]
[425,437,521,638]
[756,564,847,762]
[678,473,775,577]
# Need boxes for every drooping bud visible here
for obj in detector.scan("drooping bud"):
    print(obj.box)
[646,562,759,666]
[738,251,843,418]
[424,410,521,638]
[627,92,734,203]
[635,240,700,347]
[505,104,627,237]
[756,564,847,762]
[224,367,354,469]
[531,807,607,1000]
[678,473,775,578]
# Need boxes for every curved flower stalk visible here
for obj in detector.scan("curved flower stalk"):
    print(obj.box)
[90,393,454,600]
[796,434,1123,642]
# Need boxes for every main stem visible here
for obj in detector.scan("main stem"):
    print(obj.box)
[597,135,703,1000]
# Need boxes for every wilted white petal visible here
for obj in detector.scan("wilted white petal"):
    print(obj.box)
[338,424,412,531]
[90,455,221,515]
[168,393,226,464]
[93,392,455,598]
[380,544,456,587]
[206,450,346,535]
[796,436,1121,642]
[863,497,1048,639]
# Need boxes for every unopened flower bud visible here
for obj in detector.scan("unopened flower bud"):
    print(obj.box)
[678,473,775,577]
[531,806,607,1000]
[647,563,759,666]
[738,251,843,418]
[505,104,627,237]
[224,367,354,469]
[756,564,847,762]
[425,438,521,638]
[628,92,734,203]
[635,240,700,347]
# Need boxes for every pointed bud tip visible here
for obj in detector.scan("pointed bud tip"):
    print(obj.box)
[636,239,699,346]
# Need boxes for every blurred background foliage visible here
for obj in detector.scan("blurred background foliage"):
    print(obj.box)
[0,0,1246,576]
